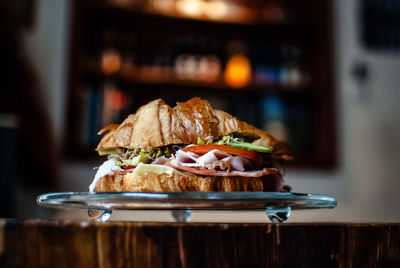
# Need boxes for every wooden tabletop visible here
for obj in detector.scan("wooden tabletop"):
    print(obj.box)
[1,219,399,267]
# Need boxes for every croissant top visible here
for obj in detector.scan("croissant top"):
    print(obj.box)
[96,97,292,160]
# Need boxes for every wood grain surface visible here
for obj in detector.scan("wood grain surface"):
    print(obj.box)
[1,219,399,267]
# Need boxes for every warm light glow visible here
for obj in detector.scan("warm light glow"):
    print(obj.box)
[151,0,174,13]
[224,54,252,88]
[101,50,121,75]
[176,0,203,17]
[204,1,227,20]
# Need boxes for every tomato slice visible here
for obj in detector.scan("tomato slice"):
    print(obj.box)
[182,144,262,167]
[123,165,136,170]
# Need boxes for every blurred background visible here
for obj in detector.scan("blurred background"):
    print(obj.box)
[1,0,399,222]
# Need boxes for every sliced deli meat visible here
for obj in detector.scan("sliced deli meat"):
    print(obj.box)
[174,149,256,172]
[175,149,201,163]
[165,158,280,177]
[182,144,263,168]
[229,156,252,171]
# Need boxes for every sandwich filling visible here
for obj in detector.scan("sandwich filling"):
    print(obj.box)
[91,135,284,191]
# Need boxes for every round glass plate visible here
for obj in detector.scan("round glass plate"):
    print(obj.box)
[37,192,337,223]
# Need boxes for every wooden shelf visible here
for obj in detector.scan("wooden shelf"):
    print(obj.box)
[91,0,300,28]
[81,66,313,95]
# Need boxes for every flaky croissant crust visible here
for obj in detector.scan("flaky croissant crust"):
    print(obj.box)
[96,97,292,160]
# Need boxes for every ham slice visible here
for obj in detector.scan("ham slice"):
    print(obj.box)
[173,149,256,172]
[165,159,280,177]
[229,156,252,171]
[175,150,200,163]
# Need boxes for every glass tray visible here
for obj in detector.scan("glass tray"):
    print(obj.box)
[37,192,337,223]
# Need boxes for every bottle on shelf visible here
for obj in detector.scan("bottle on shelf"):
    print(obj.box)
[261,95,289,143]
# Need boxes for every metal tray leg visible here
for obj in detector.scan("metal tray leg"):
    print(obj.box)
[172,209,192,222]
[88,207,112,222]
[265,206,291,223]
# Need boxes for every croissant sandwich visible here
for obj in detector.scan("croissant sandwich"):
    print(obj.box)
[90,97,292,192]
